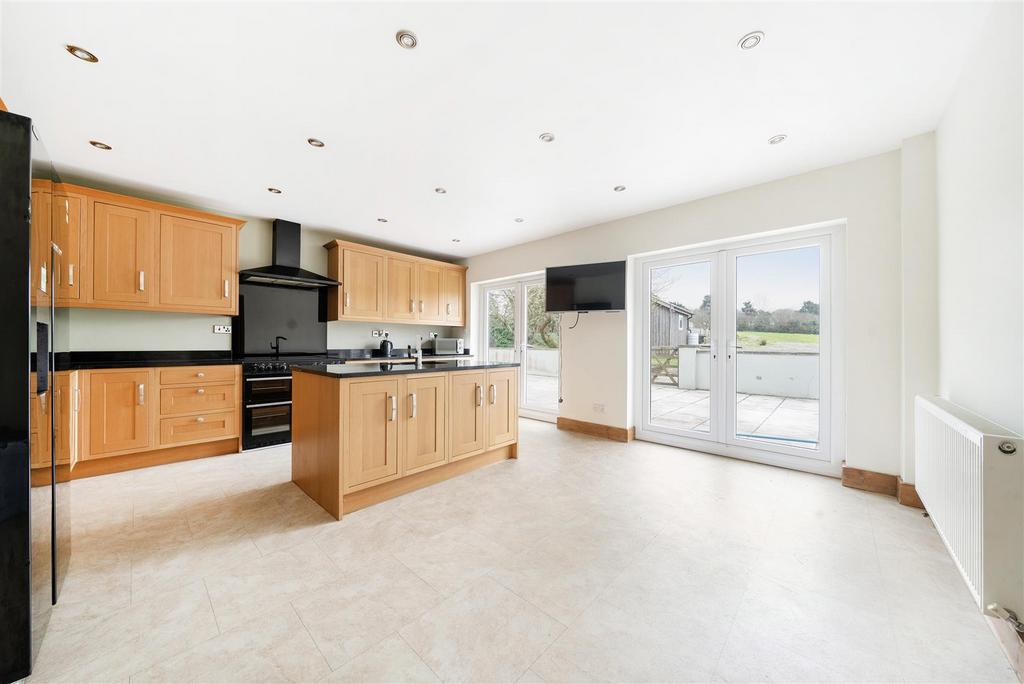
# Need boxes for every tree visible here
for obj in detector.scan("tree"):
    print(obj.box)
[741,300,757,315]
[799,300,819,315]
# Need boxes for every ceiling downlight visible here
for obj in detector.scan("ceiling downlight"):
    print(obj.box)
[538,132,555,143]
[65,44,98,62]
[267,187,282,194]
[434,187,447,194]
[613,185,626,192]
[738,31,765,50]
[307,138,325,148]
[89,140,111,150]
[377,218,389,223]
[514,218,524,223]
[396,30,418,49]
[768,134,788,145]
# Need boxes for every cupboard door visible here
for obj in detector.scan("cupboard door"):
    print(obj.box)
[87,369,154,456]
[487,369,518,448]
[53,372,77,466]
[385,256,418,321]
[53,192,86,305]
[92,202,155,305]
[159,214,236,312]
[30,185,52,306]
[345,378,400,489]
[444,268,465,325]
[343,249,385,319]
[449,371,485,460]
[417,263,445,323]
[404,375,447,474]
[29,385,51,469]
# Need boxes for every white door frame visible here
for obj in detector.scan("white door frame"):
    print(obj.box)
[633,223,846,477]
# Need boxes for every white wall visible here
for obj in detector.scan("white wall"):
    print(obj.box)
[899,132,939,483]
[467,151,902,475]
[936,1,1023,437]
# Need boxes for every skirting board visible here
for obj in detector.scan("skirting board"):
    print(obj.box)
[986,614,1024,681]
[841,464,925,509]
[556,417,635,443]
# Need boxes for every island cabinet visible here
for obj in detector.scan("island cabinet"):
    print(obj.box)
[324,239,467,326]
[291,364,518,520]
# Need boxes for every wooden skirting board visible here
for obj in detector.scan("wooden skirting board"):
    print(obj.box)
[556,417,635,443]
[0,96,8,112]
[986,614,1024,681]
[841,464,924,509]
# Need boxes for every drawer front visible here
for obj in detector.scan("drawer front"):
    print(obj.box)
[160,365,237,386]
[160,382,237,416]
[159,410,238,446]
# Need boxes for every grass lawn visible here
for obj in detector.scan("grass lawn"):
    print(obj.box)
[737,331,819,346]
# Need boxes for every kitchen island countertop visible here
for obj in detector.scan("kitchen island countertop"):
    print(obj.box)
[292,360,519,379]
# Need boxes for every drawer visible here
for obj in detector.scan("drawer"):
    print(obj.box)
[160,382,237,416]
[159,410,238,447]
[159,365,237,386]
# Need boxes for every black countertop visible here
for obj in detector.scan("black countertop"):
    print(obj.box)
[293,360,518,379]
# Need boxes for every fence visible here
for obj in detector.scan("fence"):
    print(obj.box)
[675,346,819,399]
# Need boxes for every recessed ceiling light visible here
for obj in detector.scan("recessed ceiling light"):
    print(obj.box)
[538,132,555,143]
[613,185,626,192]
[514,218,524,223]
[738,31,765,50]
[768,134,788,145]
[267,187,282,194]
[89,140,111,150]
[396,30,418,49]
[377,217,389,223]
[65,44,98,63]
[307,138,325,148]
[451,238,461,243]
[434,187,447,194]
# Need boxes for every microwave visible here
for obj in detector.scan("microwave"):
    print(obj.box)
[434,338,464,354]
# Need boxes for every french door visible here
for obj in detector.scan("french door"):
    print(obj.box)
[638,233,834,471]
[482,277,561,420]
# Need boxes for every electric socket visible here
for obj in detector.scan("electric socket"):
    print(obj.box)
[213,325,232,334]
[372,330,380,337]
[592,402,605,414]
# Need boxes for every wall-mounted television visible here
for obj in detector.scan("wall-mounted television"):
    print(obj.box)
[545,260,626,312]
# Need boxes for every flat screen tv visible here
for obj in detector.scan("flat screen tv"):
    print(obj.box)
[545,260,626,312]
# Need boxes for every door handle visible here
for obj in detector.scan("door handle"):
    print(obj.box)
[224,279,230,298]
[197,388,205,395]
[419,300,424,313]
[138,270,145,292]
[137,383,145,406]
[410,298,415,313]
[476,384,482,407]
[197,371,205,378]
[345,292,351,308]
[196,416,205,423]
[74,387,80,412]
[68,264,74,286]
[489,384,496,404]
[446,303,452,315]
[410,393,417,418]
[389,395,397,422]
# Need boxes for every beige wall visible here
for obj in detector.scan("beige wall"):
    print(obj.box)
[936,1,1023,437]
[467,151,903,476]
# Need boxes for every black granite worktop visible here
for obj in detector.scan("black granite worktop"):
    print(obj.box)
[293,360,518,379]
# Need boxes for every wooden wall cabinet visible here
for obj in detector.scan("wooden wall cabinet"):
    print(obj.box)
[403,375,447,475]
[54,191,87,305]
[30,180,52,307]
[344,378,401,491]
[325,240,467,327]
[158,214,237,313]
[91,202,157,307]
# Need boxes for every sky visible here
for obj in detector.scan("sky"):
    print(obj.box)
[653,245,819,312]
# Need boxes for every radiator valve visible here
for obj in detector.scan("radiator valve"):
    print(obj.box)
[986,603,1024,633]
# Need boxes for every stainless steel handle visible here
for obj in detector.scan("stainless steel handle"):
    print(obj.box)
[410,393,417,418]
[345,292,351,308]
[489,384,496,404]
[476,384,482,407]
[137,383,145,406]
[196,416,205,423]
[197,371,205,378]
[138,271,145,292]
[389,395,397,422]
[410,298,415,313]
[447,303,452,315]
[68,264,74,286]
[40,265,46,293]
[197,388,205,395]
[224,279,229,298]
[419,300,424,313]
[74,387,80,412]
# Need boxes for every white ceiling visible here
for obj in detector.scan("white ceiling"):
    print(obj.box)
[2,1,992,258]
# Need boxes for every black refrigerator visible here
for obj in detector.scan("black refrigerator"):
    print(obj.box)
[0,110,71,682]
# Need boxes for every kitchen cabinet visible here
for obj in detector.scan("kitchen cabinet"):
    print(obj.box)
[344,378,400,490]
[385,256,418,321]
[53,191,87,305]
[450,371,486,460]
[341,248,385,320]
[444,267,465,325]
[159,381,236,416]
[486,369,518,448]
[158,214,237,313]
[86,369,154,457]
[324,239,468,327]
[53,371,80,469]
[29,378,51,469]
[30,181,52,306]
[90,201,156,307]
[160,410,237,447]
[403,375,447,474]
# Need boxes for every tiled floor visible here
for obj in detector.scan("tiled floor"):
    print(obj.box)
[30,419,1014,683]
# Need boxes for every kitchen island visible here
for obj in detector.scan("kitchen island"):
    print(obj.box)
[291,361,519,519]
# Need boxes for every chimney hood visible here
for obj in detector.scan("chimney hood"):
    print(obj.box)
[238,219,339,288]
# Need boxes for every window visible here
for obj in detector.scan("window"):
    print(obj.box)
[677,315,686,331]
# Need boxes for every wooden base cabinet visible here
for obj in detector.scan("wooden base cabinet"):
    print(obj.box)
[449,371,486,460]
[86,369,155,457]
[344,378,401,491]
[404,375,447,475]
[486,369,518,448]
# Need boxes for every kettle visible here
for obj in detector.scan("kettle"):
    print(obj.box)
[379,332,394,356]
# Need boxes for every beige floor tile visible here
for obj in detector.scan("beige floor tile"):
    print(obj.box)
[131,603,330,683]
[400,576,564,683]
[325,634,440,683]
[394,527,509,596]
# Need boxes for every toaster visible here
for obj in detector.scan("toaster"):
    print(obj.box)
[434,338,464,354]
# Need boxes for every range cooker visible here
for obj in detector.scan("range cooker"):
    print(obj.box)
[242,355,332,450]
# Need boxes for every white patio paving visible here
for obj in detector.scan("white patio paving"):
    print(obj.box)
[524,376,819,449]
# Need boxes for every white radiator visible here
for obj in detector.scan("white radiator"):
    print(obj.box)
[915,395,1023,617]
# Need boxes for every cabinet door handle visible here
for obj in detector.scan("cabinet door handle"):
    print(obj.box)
[419,300,424,313]
[476,384,482,407]
[410,298,415,313]
[197,388,205,395]
[68,264,74,286]
[56,262,61,286]
[224,279,229,298]
[446,303,452,316]
[197,371,205,378]
[74,387,80,412]
[389,395,397,422]
[410,393,417,418]
[489,384,496,404]
[137,383,145,406]
[196,416,205,423]
[138,271,145,292]
[345,292,351,308]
